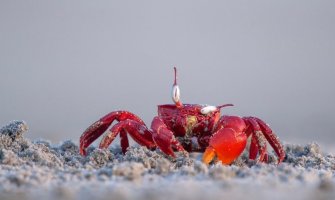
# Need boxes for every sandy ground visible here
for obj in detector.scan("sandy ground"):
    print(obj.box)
[0,121,334,200]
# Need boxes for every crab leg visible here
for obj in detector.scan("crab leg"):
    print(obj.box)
[80,111,145,155]
[151,116,187,157]
[254,117,285,163]
[99,119,156,150]
[244,117,269,162]
[244,120,258,160]
[244,118,271,162]
[243,117,285,164]
[249,134,259,160]
[120,129,129,153]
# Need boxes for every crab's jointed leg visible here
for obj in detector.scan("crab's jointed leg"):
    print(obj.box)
[99,119,156,151]
[120,129,129,153]
[79,111,146,155]
[249,134,259,160]
[243,117,269,162]
[244,117,285,163]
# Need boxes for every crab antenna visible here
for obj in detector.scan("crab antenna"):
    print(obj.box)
[217,104,234,109]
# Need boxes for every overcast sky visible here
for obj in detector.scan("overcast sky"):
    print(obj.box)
[0,0,334,151]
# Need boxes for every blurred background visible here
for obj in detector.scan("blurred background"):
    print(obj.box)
[0,0,334,151]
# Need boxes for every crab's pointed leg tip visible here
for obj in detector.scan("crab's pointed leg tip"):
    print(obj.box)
[202,146,216,164]
[79,149,86,156]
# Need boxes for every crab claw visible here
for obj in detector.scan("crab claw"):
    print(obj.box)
[203,116,247,165]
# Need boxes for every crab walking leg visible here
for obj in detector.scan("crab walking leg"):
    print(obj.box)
[247,133,269,162]
[244,120,259,160]
[249,134,259,160]
[263,149,269,163]
[120,129,129,154]
[80,111,145,155]
[151,116,187,158]
[254,117,285,163]
[99,119,156,150]
[243,117,269,162]
[203,116,247,165]
[243,117,285,163]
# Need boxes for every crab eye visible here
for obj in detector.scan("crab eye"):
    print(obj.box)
[200,105,217,115]
[171,85,181,103]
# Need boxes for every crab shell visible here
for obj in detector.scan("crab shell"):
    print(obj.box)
[158,104,220,136]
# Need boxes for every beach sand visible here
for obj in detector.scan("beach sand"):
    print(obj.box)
[0,121,334,200]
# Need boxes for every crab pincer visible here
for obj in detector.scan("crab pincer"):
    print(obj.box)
[203,116,247,164]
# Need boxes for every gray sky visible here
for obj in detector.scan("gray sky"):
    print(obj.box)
[0,0,334,150]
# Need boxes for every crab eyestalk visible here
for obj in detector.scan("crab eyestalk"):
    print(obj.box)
[217,104,234,109]
[200,104,234,115]
[172,67,183,108]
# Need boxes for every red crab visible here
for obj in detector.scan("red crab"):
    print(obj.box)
[80,68,285,164]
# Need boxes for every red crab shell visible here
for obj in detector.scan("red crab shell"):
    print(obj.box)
[158,104,221,137]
